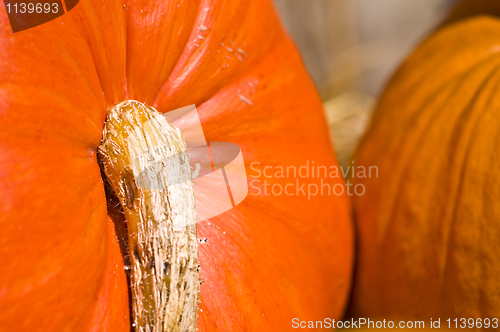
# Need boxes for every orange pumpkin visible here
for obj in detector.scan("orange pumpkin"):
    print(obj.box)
[350,0,500,320]
[0,0,353,331]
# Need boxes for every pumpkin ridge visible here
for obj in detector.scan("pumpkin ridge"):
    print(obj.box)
[439,60,500,294]
[365,55,500,242]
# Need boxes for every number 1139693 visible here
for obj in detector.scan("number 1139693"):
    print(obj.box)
[447,318,498,329]
[6,2,59,14]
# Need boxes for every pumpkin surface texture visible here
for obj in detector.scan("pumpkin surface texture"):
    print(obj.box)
[350,1,500,321]
[0,0,353,331]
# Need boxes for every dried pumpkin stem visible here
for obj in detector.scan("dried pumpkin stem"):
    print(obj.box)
[98,101,199,332]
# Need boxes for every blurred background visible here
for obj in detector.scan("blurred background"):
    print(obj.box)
[272,0,460,165]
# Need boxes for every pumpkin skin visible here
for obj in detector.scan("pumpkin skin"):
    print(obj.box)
[350,5,500,320]
[0,0,353,331]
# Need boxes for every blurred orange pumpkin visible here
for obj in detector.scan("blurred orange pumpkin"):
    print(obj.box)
[0,0,353,331]
[350,0,500,320]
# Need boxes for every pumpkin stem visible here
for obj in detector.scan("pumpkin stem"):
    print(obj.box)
[98,101,199,332]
